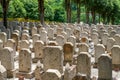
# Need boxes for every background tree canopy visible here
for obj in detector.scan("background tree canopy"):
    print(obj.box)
[0,0,120,24]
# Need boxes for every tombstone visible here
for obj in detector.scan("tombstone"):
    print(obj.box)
[73,29,80,42]
[64,63,71,80]
[91,33,99,45]
[57,28,63,35]
[98,54,112,80]
[78,43,89,53]
[43,46,63,73]
[33,40,44,63]
[80,32,88,38]
[111,45,120,68]
[61,31,67,42]
[67,36,76,50]
[11,32,19,49]
[32,27,37,36]
[21,33,30,40]
[77,52,91,79]
[95,44,105,63]
[106,37,115,53]
[40,31,47,44]
[0,47,14,78]
[114,34,120,46]
[66,28,72,38]
[0,32,7,44]
[0,61,7,80]
[80,37,89,44]
[19,49,31,73]
[32,34,40,45]
[63,42,74,65]
[34,61,43,80]
[19,40,30,50]
[0,40,3,50]
[48,28,54,40]
[56,35,65,46]
[110,30,116,37]
[101,33,109,47]
[4,39,16,55]
[42,69,62,80]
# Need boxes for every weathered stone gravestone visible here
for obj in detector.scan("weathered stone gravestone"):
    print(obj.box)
[91,33,99,45]
[0,47,14,78]
[57,28,63,35]
[40,30,47,44]
[111,45,120,68]
[78,43,89,53]
[33,40,44,63]
[95,44,105,63]
[63,42,74,65]
[77,52,91,79]
[19,40,30,50]
[110,30,116,37]
[11,32,19,50]
[21,33,30,40]
[4,39,16,55]
[32,34,40,45]
[61,31,67,42]
[106,37,115,53]
[48,28,54,40]
[48,41,58,46]
[101,33,109,47]
[19,49,31,72]
[98,54,112,80]
[80,37,89,44]
[56,35,65,46]
[42,69,62,80]
[0,61,7,80]
[0,32,7,44]
[114,34,120,46]
[43,46,63,73]
[32,27,37,36]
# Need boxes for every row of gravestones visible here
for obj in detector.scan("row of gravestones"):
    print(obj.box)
[0,23,120,80]
[0,44,113,80]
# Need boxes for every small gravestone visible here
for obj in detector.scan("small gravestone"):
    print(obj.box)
[63,42,74,65]
[21,33,30,40]
[17,49,33,78]
[77,52,91,79]
[78,43,89,53]
[43,46,63,73]
[32,27,37,36]
[95,44,105,63]
[19,40,30,50]
[56,35,65,46]
[114,34,120,46]
[48,28,54,40]
[0,32,7,44]
[111,45,120,69]
[32,34,40,45]
[0,47,14,78]
[33,40,44,63]
[91,33,99,45]
[48,41,58,46]
[42,69,62,80]
[106,37,115,53]
[40,31,47,44]
[101,33,109,47]
[98,54,112,80]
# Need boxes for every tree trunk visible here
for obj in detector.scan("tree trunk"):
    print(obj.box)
[91,9,96,24]
[86,7,89,24]
[3,0,7,29]
[38,0,44,25]
[77,2,81,23]
[66,0,71,23]
[99,13,101,24]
